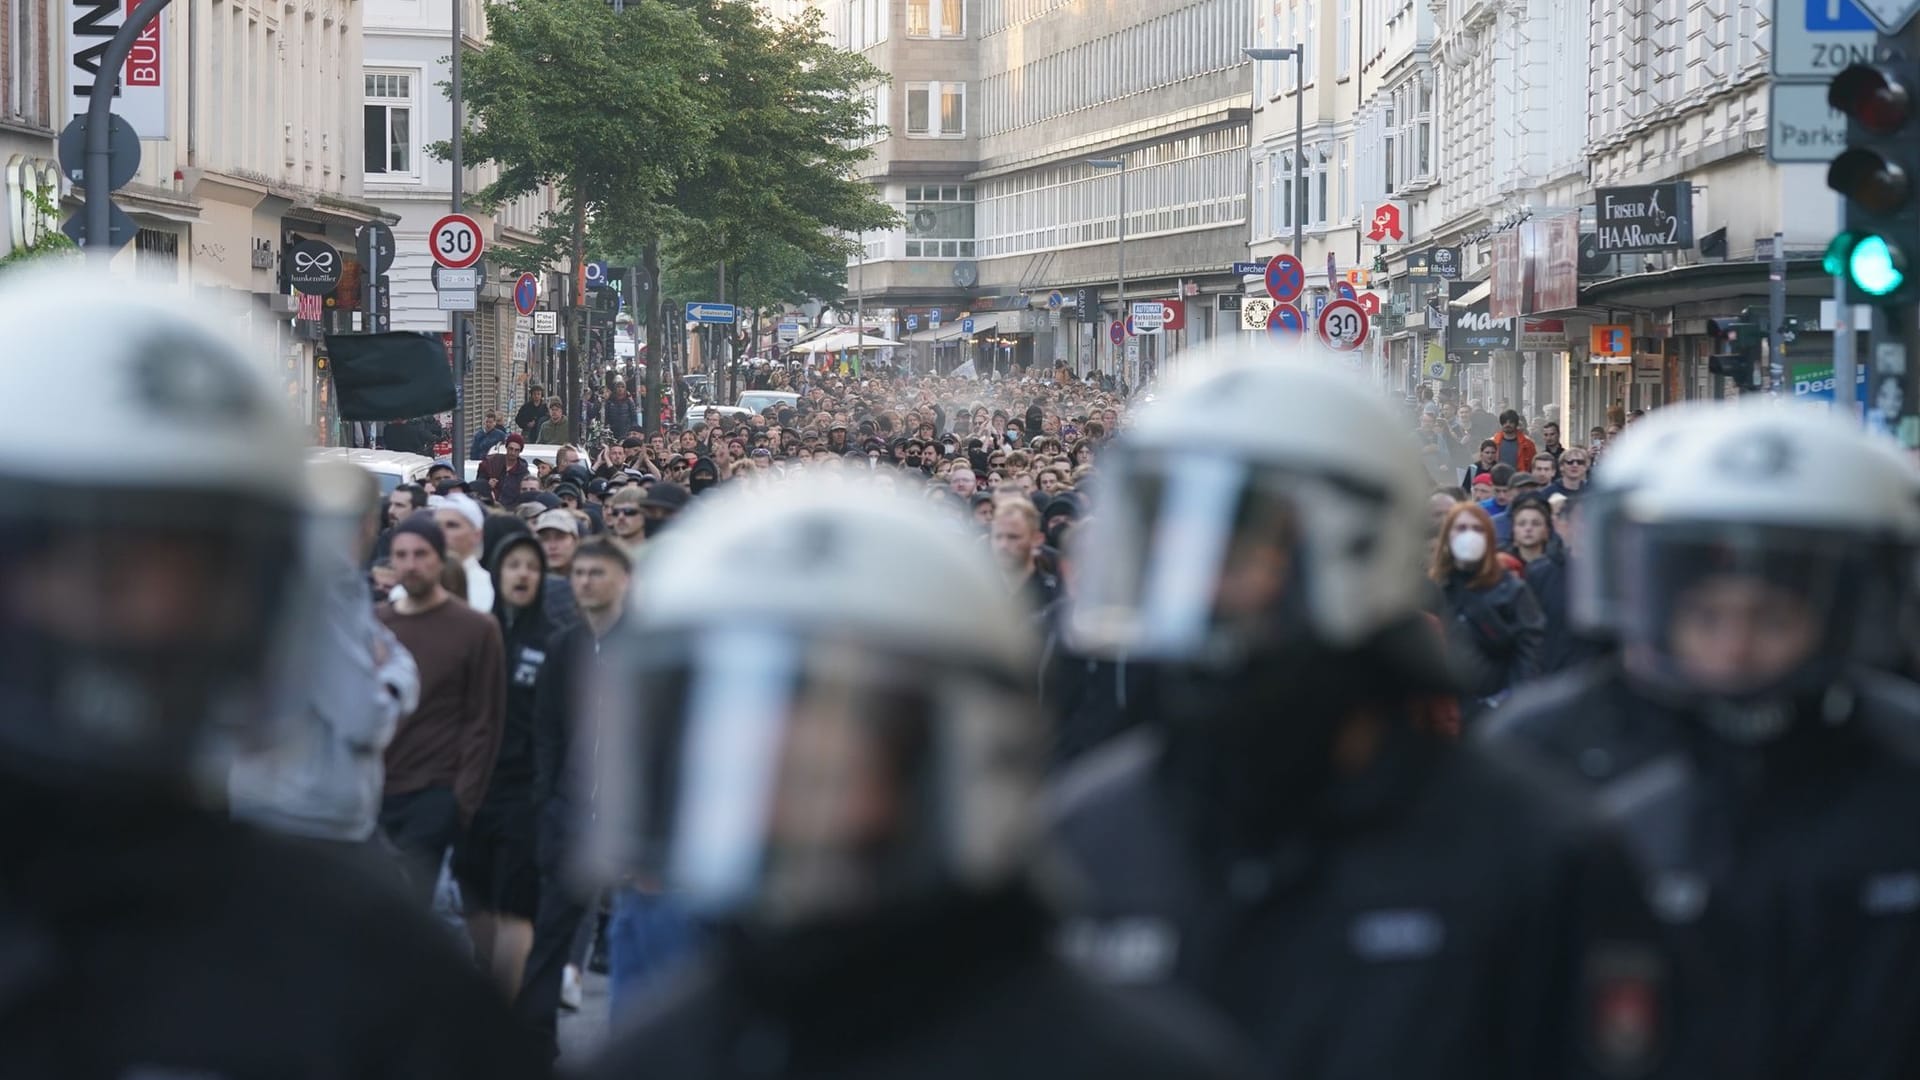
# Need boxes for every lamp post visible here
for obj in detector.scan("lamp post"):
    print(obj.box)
[1245,46,1305,263]
[1089,157,1126,379]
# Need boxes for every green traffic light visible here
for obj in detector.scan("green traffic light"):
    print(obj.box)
[1825,232,1857,277]
[1849,234,1907,297]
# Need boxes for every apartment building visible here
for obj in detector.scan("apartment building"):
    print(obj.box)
[0,0,59,260]
[364,0,562,434]
[835,0,1250,380]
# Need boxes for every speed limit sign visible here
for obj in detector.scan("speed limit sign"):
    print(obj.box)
[1316,297,1370,351]
[429,213,485,269]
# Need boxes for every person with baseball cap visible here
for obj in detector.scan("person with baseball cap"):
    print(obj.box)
[533,508,580,577]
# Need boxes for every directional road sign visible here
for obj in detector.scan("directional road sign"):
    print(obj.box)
[686,302,737,324]
[57,115,139,189]
[1240,296,1277,331]
[357,222,396,277]
[533,310,559,334]
[1268,302,1307,336]
[61,202,136,251]
[1775,0,1884,79]
[1768,81,1849,163]
[1231,261,1267,276]
[514,272,539,316]
[1317,298,1370,351]
[429,213,484,269]
[1265,254,1305,302]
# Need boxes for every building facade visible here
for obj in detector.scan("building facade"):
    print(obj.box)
[363,0,561,435]
[1239,0,1811,438]
[833,0,1251,381]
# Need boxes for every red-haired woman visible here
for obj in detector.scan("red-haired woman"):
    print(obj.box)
[1430,501,1544,709]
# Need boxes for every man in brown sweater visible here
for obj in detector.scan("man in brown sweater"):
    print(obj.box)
[378,512,507,904]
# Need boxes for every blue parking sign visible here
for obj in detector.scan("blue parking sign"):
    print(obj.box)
[1807,0,1874,31]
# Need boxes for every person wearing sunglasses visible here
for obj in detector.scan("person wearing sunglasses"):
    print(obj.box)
[606,487,648,554]
[1546,451,1590,498]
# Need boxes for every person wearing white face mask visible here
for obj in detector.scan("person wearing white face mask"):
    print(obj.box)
[1430,500,1544,711]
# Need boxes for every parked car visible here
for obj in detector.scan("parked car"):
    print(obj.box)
[464,442,579,482]
[309,448,435,494]
[735,390,800,416]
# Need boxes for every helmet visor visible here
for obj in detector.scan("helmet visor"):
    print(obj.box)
[580,628,1042,925]
[1615,521,1897,698]
[1067,449,1307,665]
[0,490,298,788]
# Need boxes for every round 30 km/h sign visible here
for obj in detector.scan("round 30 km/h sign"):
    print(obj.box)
[1317,297,1370,351]
[430,213,485,269]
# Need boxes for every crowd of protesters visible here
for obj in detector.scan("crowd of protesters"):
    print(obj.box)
[26,263,1920,1080]
[342,352,1699,1061]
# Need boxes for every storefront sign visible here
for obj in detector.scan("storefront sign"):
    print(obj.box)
[1593,182,1694,254]
[1590,324,1632,360]
[66,0,170,137]
[1536,214,1581,312]
[1518,318,1567,351]
[1490,231,1525,321]
[1449,281,1513,355]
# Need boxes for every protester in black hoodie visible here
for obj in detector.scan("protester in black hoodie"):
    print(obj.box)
[451,529,560,1000]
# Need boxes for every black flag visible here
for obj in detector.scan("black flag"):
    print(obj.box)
[325,332,456,421]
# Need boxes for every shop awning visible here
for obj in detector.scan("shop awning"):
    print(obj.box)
[790,331,902,354]
[905,314,999,343]
[1448,279,1492,308]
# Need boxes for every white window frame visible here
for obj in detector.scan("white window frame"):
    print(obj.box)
[1302,0,1316,86]
[905,81,966,137]
[907,0,963,38]
[363,68,421,182]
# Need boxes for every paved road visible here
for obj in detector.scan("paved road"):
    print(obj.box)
[558,971,613,1065]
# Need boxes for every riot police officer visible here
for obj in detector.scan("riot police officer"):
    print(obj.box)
[0,269,542,1077]
[576,479,1255,1079]
[1050,352,1677,1078]
[1484,402,1920,1078]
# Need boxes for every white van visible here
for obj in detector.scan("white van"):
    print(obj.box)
[309,447,436,494]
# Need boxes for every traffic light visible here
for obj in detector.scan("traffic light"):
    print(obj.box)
[1827,62,1920,304]
[1707,314,1764,390]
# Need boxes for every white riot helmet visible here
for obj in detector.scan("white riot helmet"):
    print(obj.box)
[580,478,1046,927]
[1566,402,1722,635]
[1606,402,1920,711]
[1066,350,1435,668]
[0,267,307,798]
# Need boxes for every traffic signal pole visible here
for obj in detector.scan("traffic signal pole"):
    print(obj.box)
[1836,201,1858,413]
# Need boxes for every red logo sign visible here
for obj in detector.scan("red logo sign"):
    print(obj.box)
[125,0,161,87]
[1156,300,1187,331]
[1366,201,1406,243]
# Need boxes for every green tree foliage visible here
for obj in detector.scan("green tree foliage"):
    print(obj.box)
[450,0,720,269]
[664,2,898,296]
[0,186,78,271]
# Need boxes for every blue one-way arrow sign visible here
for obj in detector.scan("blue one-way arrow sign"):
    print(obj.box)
[685,302,737,324]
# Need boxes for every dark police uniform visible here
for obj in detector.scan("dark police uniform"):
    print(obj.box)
[0,786,545,1080]
[1483,660,1920,1080]
[582,889,1256,1080]
[1048,722,1676,1080]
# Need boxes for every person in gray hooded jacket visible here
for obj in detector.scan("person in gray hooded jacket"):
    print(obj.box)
[231,461,419,845]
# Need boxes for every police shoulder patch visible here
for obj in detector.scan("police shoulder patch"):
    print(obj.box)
[1582,942,1665,1077]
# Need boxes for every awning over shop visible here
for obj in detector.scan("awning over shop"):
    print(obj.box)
[791,331,902,354]
[905,314,999,343]
[1448,279,1492,308]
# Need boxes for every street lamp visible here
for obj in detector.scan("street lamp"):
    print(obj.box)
[1089,157,1126,378]
[1245,46,1305,263]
